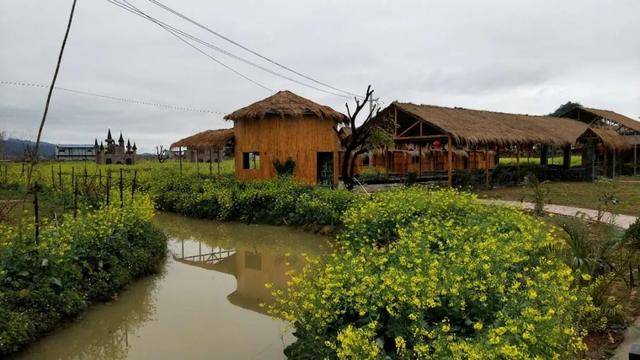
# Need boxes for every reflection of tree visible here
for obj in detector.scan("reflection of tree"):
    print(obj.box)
[19,266,164,360]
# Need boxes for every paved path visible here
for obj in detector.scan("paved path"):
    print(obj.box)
[613,317,640,359]
[483,199,638,229]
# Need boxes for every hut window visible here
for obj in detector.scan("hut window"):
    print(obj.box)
[242,152,260,169]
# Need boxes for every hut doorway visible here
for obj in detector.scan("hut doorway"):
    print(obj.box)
[317,152,334,186]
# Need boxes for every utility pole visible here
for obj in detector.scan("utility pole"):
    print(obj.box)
[29,0,78,185]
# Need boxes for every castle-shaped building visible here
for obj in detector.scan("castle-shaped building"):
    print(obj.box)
[95,129,137,165]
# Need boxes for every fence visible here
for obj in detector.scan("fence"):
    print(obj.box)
[0,162,144,244]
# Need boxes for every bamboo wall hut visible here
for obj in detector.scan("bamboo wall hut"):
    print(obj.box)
[171,128,235,163]
[361,102,588,185]
[224,90,345,186]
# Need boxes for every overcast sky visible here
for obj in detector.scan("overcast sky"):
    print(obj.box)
[1,0,639,153]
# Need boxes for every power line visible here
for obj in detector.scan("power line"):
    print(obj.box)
[106,0,273,93]
[1,80,224,115]
[145,0,362,99]
[107,0,355,99]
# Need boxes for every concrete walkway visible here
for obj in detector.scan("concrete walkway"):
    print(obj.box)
[613,317,640,359]
[483,199,638,229]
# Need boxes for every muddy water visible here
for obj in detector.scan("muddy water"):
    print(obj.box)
[15,213,328,360]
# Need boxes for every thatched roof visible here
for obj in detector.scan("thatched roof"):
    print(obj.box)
[583,108,640,133]
[171,128,234,150]
[389,102,588,146]
[577,127,633,150]
[223,90,346,122]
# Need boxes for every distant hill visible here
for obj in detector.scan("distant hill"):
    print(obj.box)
[1,138,56,160]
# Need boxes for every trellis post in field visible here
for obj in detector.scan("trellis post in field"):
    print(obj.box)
[50,161,55,190]
[33,181,40,244]
[73,172,78,218]
[196,150,200,175]
[209,148,213,177]
[106,169,111,206]
[119,168,124,208]
[131,170,137,202]
[179,146,183,176]
[58,163,63,191]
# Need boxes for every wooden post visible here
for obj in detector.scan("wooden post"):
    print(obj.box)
[418,145,422,179]
[33,181,40,244]
[119,168,124,208]
[634,143,637,176]
[83,167,88,194]
[73,172,78,218]
[485,145,490,189]
[563,145,571,170]
[50,161,55,190]
[58,163,62,191]
[447,135,453,187]
[179,146,183,176]
[195,149,199,175]
[218,149,222,175]
[106,169,111,206]
[612,148,616,179]
[209,148,213,177]
[98,168,102,187]
[131,170,137,201]
[540,145,549,166]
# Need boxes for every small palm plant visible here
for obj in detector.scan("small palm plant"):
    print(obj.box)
[524,173,550,216]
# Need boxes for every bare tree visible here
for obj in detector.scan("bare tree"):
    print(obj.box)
[335,85,393,190]
[156,145,170,163]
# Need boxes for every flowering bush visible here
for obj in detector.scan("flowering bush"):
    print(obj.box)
[0,197,166,355]
[271,187,588,359]
[149,175,359,228]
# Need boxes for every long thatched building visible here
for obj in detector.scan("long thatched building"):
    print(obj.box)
[361,102,590,185]
[224,90,346,186]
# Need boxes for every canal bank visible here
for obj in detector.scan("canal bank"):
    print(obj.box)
[14,213,327,360]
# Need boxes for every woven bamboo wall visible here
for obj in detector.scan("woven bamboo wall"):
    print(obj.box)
[234,115,340,185]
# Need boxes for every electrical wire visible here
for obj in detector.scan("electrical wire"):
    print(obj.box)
[1,80,224,114]
[145,0,362,98]
[106,0,355,99]
[106,0,273,93]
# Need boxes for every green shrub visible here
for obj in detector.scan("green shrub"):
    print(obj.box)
[271,188,588,359]
[148,176,359,228]
[624,218,640,250]
[0,197,166,355]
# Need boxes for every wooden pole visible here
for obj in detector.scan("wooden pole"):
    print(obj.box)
[418,145,422,179]
[612,148,616,179]
[131,170,137,202]
[119,168,124,208]
[106,169,111,206]
[73,172,78,218]
[195,149,199,175]
[634,143,637,176]
[50,161,55,190]
[30,0,78,186]
[447,135,453,187]
[179,146,183,176]
[209,148,213,177]
[58,162,62,191]
[218,149,222,175]
[485,145,490,188]
[33,181,40,244]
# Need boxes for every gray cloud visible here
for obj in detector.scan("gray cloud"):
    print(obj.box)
[1,0,639,152]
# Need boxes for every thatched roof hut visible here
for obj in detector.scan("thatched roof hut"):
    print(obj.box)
[224,90,346,122]
[558,105,640,134]
[385,102,588,146]
[171,128,234,150]
[577,127,633,150]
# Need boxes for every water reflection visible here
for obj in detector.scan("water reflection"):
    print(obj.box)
[15,213,326,360]
[163,212,325,315]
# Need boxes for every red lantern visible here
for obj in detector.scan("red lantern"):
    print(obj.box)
[432,139,441,149]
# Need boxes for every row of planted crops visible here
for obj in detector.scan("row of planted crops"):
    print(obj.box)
[2,161,640,358]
